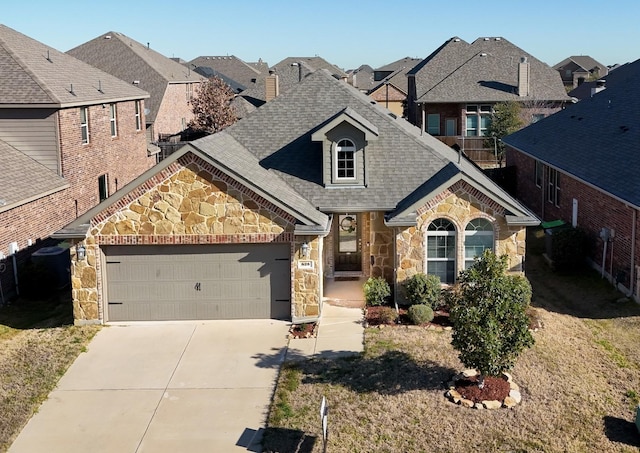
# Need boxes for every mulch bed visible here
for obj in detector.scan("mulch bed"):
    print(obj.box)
[288,322,317,338]
[454,374,511,403]
[365,305,452,328]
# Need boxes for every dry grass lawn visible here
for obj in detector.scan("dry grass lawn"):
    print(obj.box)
[264,229,640,452]
[0,292,99,452]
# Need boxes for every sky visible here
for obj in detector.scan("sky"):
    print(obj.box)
[2,0,638,70]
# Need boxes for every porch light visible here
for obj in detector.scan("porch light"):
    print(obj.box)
[301,242,310,258]
[76,244,86,261]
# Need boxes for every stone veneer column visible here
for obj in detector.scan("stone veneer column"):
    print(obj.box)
[293,237,321,320]
[70,239,100,325]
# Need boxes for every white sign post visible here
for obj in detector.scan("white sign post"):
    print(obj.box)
[320,396,328,452]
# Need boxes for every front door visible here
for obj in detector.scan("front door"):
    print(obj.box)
[334,213,362,272]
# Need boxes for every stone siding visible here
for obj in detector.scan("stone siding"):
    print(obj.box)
[395,180,526,302]
[71,153,314,324]
[369,212,394,280]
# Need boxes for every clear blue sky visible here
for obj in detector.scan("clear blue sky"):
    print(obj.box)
[2,0,638,70]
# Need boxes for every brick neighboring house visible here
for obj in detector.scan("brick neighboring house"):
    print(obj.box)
[55,69,537,325]
[0,24,155,300]
[553,55,608,89]
[368,57,421,118]
[67,32,205,143]
[406,37,571,167]
[504,58,640,300]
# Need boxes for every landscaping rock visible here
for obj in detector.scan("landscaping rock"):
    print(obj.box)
[483,400,502,410]
[503,396,517,408]
[509,389,522,404]
[461,398,475,408]
[462,369,477,377]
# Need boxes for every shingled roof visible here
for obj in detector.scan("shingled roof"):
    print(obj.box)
[189,55,264,90]
[553,55,608,74]
[0,139,68,213]
[67,31,204,124]
[503,58,640,208]
[409,36,570,104]
[0,24,149,107]
[203,69,535,223]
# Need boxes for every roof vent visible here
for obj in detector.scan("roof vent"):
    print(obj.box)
[133,80,140,85]
[479,53,487,57]
[104,35,111,39]
[483,37,490,41]
[495,37,502,41]
[453,38,461,42]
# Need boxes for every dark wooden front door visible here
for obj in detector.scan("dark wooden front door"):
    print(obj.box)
[334,213,362,272]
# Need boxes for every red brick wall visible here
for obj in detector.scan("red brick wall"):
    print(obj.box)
[58,100,155,216]
[153,83,199,140]
[506,146,640,291]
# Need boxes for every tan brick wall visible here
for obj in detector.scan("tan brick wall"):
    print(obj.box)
[395,180,526,302]
[153,83,199,140]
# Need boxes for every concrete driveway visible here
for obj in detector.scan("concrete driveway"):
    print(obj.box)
[8,320,289,453]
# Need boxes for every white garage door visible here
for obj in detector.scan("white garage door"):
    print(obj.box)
[104,244,291,321]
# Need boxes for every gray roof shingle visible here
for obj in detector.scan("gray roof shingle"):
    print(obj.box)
[410,37,570,103]
[67,31,204,123]
[503,58,640,208]
[189,55,264,90]
[0,139,68,213]
[0,24,149,107]
[553,56,608,73]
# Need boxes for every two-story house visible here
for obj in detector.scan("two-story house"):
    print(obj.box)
[0,24,155,299]
[553,55,608,89]
[68,32,205,143]
[504,58,640,300]
[406,37,571,167]
[54,69,537,325]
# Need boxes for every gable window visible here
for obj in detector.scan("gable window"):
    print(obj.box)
[426,218,456,284]
[465,105,492,136]
[547,167,560,206]
[134,101,142,131]
[427,114,440,135]
[109,104,118,137]
[335,139,356,180]
[80,107,89,144]
[535,160,543,187]
[464,218,494,269]
[98,174,109,202]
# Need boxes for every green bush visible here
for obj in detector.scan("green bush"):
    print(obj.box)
[363,276,391,306]
[551,227,590,272]
[378,306,399,324]
[408,304,434,325]
[403,273,442,308]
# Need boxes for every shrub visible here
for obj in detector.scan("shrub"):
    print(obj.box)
[449,250,534,385]
[403,273,442,309]
[363,277,390,306]
[408,304,434,325]
[378,306,399,324]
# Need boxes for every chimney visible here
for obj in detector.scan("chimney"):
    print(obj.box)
[518,57,530,96]
[265,71,279,101]
[591,79,606,97]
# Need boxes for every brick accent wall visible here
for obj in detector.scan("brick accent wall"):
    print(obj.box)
[153,83,199,140]
[507,146,640,293]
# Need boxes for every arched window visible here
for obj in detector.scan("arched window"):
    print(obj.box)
[464,218,494,269]
[335,139,356,180]
[426,218,456,284]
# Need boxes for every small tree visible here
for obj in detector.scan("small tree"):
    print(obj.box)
[449,250,534,388]
[485,101,523,166]
[189,76,237,135]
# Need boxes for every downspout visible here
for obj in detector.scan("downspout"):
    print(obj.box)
[394,226,399,314]
[632,209,637,296]
[421,104,425,136]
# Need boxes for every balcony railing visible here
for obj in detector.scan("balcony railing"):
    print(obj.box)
[435,136,500,168]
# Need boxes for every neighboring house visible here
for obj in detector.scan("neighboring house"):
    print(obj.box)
[567,62,627,101]
[504,58,640,300]
[189,55,266,91]
[0,25,155,299]
[347,64,375,93]
[406,37,571,167]
[67,32,205,142]
[55,69,537,325]
[553,55,608,89]
[368,58,420,118]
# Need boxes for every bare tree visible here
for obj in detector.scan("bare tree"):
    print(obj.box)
[189,77,237,135]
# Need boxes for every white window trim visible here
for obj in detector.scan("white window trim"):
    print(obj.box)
[547,167,560,206]
[135,101,142,131]
[427,113,440,135]
[425,219,457,284]
[110,104,118,137]
[80,107,89,144]
[334,139,357,181]
[464,219,494,269]
[465,104,492,137]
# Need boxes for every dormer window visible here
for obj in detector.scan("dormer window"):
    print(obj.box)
[336,139,356,180]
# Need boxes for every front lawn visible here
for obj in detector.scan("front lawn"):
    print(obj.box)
[264,229,640,452]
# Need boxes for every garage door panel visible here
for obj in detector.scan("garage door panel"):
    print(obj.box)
[104,244,291,321]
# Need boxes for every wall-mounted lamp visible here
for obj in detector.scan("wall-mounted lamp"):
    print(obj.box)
[76,244,86,261]
[301,242,310,259]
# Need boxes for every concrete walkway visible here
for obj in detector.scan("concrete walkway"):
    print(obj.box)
[8,320,289,453]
